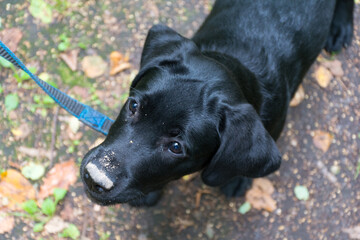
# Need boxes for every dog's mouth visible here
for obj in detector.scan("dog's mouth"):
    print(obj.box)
[83,186,145,206]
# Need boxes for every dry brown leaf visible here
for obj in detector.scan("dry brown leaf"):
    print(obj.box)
[0,214,15,234]
[44,216,69,234]
[245,178,276,212]
[321,59,344,77]
[69,86,90,100]
[109,51,132,75]
[343,226,360,239]
[313,130,333,153]
[173,217,194,232]
[313,65,332,88]
[17,146,54,160]
[81,55,107,78]
[60,49,79,71]
[0,28,23,52]
[290,84,305,107]
[11,123,31,140]
[38,159,78,199]
[0,169,36,210]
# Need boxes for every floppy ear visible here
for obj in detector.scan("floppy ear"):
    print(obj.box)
[132,24,199,87]
[140,24,197,68]
[201,103,282,187]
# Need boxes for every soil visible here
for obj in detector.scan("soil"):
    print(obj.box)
[0,1,359,239]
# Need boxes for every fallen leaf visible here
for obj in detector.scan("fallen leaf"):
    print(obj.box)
[290,84,305,107]
[321,59,344,77]
[294,185,310,201]
[173,217,194,232]
[5,93,19,112]
[11,123,31,140]
[343,226,360,239]
[313,130,333,153]
[0,214,15,234]
[182,172,198,182]
[313,65,332,88]
[17,146,54,160]
[109,51,132,76]
[29,0,53,24]
[21,162,45,181]
[238,201,251,214]
[69,86,90,100]
[68,116,80,134]
[38,159,77,199]
[0,169,36,210]
[245,178,276,212]
[205,223,215,239]
[44,216,69,234]
[81,55,107,78]
[0,28,23,52]
[60,49,79,71]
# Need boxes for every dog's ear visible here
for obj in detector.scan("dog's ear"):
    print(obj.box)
[132,24,198,88]
[140,24,198,68]
[201,103,281,187]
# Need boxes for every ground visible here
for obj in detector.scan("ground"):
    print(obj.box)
[0,1,359,240]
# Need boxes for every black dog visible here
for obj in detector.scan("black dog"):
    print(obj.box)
[81,0,354,206]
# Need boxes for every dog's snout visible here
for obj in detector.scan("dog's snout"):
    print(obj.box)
[84,162,115,193]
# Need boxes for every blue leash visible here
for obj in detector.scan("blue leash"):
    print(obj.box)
[0,40,114,135]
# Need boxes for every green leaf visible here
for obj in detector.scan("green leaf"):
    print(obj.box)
[21,162,45,181]
[0,84,3,94]
[41,198,56,216]
[5,93,19,111]
[294,185,310,201]
[238,201,251,214]
[43,95,55,105]
[22,200,39,215]
[58,41,70,51]
[61,224,80,240]
[29,0,53,24]
[53,188,67,204]
[33,222,44,232]
[0,57,13,68]
[33,94,41,103]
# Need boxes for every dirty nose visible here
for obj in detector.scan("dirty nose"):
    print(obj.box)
[84,162,115,194]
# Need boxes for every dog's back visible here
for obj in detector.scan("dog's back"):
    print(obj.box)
[192,0,337,137]
[193,0,336,94]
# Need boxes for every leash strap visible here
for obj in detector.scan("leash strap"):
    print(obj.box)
[0,40,114,135]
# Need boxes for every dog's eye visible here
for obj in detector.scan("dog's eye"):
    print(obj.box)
[169,141,182,154]
[129,99,138,114]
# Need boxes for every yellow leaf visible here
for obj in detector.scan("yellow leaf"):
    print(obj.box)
[245,178,276,212]
[0,169,36,210]
[313,130,333,153]
[290,84,305,107]
[313,65,332,88]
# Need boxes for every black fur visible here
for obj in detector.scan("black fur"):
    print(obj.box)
[81,0,354,206]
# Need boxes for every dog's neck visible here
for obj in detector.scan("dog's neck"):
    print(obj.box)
[201,51,263,113]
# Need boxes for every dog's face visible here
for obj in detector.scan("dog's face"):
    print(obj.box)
[80,25,281,205]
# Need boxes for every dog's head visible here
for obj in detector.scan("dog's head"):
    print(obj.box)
[80,25,281,205]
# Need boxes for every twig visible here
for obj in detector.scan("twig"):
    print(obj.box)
[81,209,89,240]
[49,105,60,168]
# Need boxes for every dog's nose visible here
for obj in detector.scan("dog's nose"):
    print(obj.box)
[83,162,115,193]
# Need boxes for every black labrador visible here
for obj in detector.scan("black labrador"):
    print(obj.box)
[81,0,354,206]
